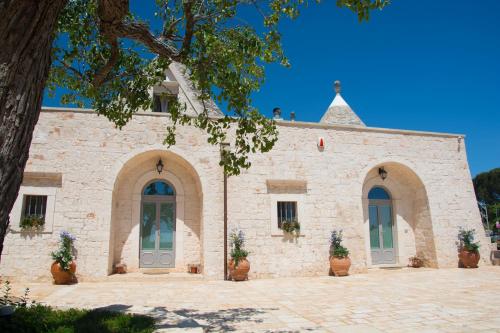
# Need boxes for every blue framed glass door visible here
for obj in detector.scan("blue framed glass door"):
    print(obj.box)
[140,181,176,268]
[368,187,396,265]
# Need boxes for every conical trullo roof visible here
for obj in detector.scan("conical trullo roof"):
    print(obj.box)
[320,81,365,126]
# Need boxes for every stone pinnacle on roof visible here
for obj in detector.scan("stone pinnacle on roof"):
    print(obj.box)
[334,80,341,94]
[320,80,365,126]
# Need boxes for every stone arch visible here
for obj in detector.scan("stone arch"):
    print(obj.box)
[362,161,438,267]
[109,149,203,273]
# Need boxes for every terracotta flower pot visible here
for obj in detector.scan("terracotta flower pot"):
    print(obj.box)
[458,249,480,268]
[51,261,76,284]
[330,256,351,276]
[409,257,424,268]
[228,258,250,281]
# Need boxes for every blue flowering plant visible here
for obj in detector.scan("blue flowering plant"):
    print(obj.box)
[330,229,349,258]
[230,230,249,268]
[51,231,76,271]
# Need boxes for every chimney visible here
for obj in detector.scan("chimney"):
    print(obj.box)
[272,107,282,120]
[290,111,296,122]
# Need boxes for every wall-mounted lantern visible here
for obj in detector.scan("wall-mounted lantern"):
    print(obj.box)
[156,158,164,174]
[378,167,388,181]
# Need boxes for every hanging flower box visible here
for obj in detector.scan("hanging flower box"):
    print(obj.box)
[19,215,45,231]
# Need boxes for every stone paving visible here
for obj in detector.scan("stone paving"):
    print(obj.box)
[8,266,500,332]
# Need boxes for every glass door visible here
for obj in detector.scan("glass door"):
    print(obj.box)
[369,204,396,265]
[140,201,176,268]
[157,202,175,267]
[140,202,157,266]
[368,187,396,265]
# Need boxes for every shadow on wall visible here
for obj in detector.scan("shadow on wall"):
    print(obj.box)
[362,162,438,268]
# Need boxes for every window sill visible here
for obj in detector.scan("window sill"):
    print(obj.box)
[9,228,52,235]
[271,233,305,238]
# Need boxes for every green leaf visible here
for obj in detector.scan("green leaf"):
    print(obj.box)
[48,0,387,176]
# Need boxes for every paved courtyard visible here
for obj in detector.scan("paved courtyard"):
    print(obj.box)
[9,266,500,332]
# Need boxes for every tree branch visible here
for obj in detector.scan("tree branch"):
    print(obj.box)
[57,60,84,79]
[93,0,205,84]
[116,20,181,60]
[93,0,130,86]
[162,17,182,40]
[181,0,195,57]
[92,37,119,87]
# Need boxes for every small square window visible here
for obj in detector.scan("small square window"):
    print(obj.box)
[22,195,47,221]
[277,201,297,229]
[12,187,56,233]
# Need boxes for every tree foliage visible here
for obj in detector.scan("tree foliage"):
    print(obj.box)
[46,0,388,175]
[473,168,500,204]
[473,168,500,226]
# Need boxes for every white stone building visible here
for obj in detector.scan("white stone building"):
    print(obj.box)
[1,64,489,281]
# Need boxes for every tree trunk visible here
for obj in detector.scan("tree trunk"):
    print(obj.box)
[0,0,67,261]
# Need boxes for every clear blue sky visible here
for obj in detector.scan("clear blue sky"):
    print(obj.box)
[43,0,500,176]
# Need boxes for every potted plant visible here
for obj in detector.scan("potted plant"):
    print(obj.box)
[329,229,351,276]
[408,256,424,268]
[50,231,77,284]
[458,227,480,268]
[282,218,300,237]
[228,230,250,281]
[0,280,33,317]
[188,264,199,274]
[0,280,15,317]
[20,214,45,231]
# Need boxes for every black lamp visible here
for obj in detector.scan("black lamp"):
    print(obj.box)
[156,158,164,174]
[378,167,388,180]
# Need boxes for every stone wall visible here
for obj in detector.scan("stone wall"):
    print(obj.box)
[227,122,489,278]
[1,109,488,281]
[2,109,224,281]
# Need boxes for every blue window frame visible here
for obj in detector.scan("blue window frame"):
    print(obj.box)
[368,187,391,200]
[143,181,175,196]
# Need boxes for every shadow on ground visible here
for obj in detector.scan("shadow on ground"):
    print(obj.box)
[99,305,284,331]
[95,304,323,332]
[174,307,278,331]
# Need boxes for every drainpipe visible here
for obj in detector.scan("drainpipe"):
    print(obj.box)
[220,143,230,280]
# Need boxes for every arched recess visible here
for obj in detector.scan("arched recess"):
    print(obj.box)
[362,162,437,267]
[109,150,203,273]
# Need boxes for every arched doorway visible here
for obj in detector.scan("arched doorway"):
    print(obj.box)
[362,162,438,268]
[110,149,203,273]
[140,180,176,268]
[368,187,395,265]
